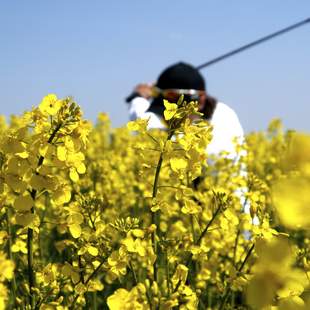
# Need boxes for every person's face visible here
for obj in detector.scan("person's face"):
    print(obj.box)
[159,89,207,120]
[198,92,206,112]
[157,88,206,109]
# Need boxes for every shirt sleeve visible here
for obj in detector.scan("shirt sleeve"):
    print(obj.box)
[127,97,166,130]
[128,97,151,121]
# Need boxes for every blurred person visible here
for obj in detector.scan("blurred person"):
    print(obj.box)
[127,62,244,159]
[127,62,259,229]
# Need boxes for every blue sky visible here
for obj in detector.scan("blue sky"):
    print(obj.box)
[1,1,309,133]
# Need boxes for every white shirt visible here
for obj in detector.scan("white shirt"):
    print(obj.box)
[128,97,245,159]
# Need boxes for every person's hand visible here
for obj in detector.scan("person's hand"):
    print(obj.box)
[134,83,153,99]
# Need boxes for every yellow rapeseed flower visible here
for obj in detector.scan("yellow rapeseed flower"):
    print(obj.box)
[272,176,310,229]
[39,94,62,116]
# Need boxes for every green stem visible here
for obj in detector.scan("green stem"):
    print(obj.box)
[219,243,255,310]
[85,259,105,285]
[173,202,222,293]
[151,131,174,283]
[151,153,163,282]
[129,261,138,285]
[6,208,17,307]
[233,228,240,266]
[27,122,62,309]
[92,292,97,310]
[86,207,96,231]
[78,255,85,284]
[27,219,35,309]
[207,285,212,308]
[196,202,221,245]
[190,215,196,244]
[165,250,171,296]
[70,259,106,310]
[34,287,54,310]
[237,243,255,273]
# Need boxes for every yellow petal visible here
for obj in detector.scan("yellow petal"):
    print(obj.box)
[273,177,310,229]
[76,163,86,174]
[107,289,130,310]
[69,168,79,182]
[52,186,71,205]
[57,146,67,161]
[13,194,33,211]
[163,100,177,120]
[69,224,81,238]
[67,212,84,225]
[127,119,148,132]
[5,174,27,193]
[170,157,188,172]
[87,246,98,256]
[15,212,37,227]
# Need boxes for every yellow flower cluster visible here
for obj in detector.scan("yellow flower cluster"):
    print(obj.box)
[0,251,15,310]
[0,94,309,309]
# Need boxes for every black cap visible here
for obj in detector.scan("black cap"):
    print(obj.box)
[156,62,205,90]
[147,62,206,116]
